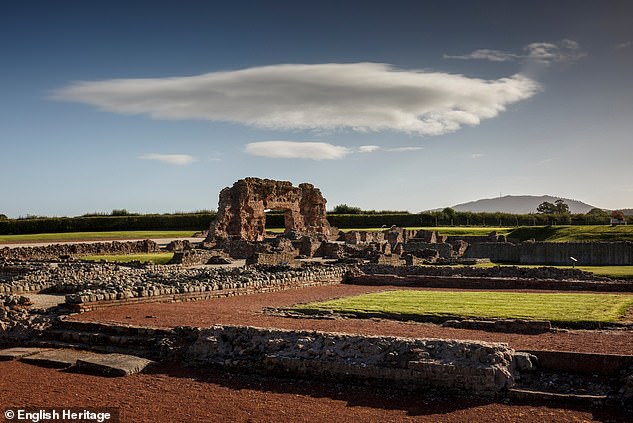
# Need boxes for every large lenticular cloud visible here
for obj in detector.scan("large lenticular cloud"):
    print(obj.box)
[52,63,540,136]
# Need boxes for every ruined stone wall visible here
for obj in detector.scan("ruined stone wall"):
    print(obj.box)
[359,263,604,280]
[0,261,349,298]
[186,325,520,395]
[168,249,231,266]
[0,240,160,261]
[210,178,331,241]
[404,242,453,258]
[465,241,633,265]
[0,296,54,344]
[245,252,299,267]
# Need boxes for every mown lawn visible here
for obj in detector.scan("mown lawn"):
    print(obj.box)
[267,226,512,235]
[291,290,633,326]
[0,230,197,243]
[507,225,633,242]
[79,252,174,265]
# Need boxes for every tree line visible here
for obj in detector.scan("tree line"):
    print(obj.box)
[0,202,629,235]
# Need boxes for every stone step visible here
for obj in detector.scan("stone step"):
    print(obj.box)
[18,347,154,376]
[508,388,609,405]
[0,347,52,361]
[56,319,169,337]
[44,329,159,348]
[20,348,99,368]
[76,353,154,376]
[32,339,158,359]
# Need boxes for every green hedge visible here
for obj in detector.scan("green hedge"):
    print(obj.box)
[1,210,627,235]
[0,213,216,235]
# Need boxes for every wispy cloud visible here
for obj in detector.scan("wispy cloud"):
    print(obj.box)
[444,49,518,62]
[138,153,195,165]
[358,145,380,153]
[615,41,632,50]
[243,141,425,160]
[245,141,350,160]
[445,39,586,66]
[537,158,553,165]
[385,146,423,152]
[471,153,485,159]
[52,63,539,136]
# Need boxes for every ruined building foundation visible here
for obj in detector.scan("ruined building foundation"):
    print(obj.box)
[209,178,332,241]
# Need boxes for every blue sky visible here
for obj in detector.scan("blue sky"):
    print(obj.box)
[1,0,632,217]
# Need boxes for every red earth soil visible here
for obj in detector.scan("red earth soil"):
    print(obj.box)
[74,284,633,355]
[1,360,630,423]
[3,284,632,422]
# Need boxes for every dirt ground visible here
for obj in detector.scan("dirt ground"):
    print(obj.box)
[1,360,630,422]
[4,283,632,422]
[74,284,633,355]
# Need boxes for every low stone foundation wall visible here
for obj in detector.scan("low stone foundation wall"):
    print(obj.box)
[168,249,229,266]
[0,240,160,261]
[61,264,348,310]
[186,325,523,395]
[348,274,633,292]
[466,241,633,266]
[360,263,607,281]
[246,252,299,267]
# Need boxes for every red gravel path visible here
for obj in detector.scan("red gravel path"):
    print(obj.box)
[74,284,633,355]
[1,360,629,422]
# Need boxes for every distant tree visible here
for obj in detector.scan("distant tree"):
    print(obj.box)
[554,199,570,215]
[442,207,457,222]
[612,210,626,221]
[586,208,609,217]
[332,204,363,214]
[0,214,7,220]
[536,201,556,214]
[537,200,569,214]
[110,209,130,216]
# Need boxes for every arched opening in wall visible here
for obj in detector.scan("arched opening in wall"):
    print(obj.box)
[264,207,299,236]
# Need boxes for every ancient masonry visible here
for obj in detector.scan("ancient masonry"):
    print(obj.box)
[209,178,332,241]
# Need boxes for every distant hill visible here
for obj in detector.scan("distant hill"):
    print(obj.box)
[452,195,597,214]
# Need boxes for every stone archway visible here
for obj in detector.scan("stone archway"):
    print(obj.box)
[209,178,331,241]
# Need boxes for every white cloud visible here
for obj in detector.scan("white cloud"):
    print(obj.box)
[138,153,195,165]
[244,141,350,160]
[471,153,485,159]
[358,145,380,153]
[616,41,632,50]
[385,146,423,152]
[52,63,539,136]
[444,49,517,62]
[524,39,586,65]
[445,39,585,66]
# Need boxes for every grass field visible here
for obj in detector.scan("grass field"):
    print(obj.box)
[80,252,174,265]
[292,290,633,326]
[0,230,197,243]
[507,225,633,242]
[270,225,633,241]
[267,227,513,235]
